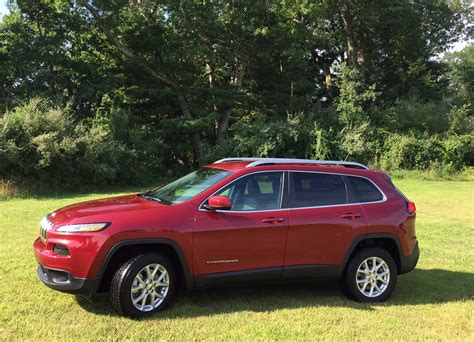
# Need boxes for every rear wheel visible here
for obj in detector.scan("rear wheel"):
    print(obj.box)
[110,253,177,318]
[342,247,397,302]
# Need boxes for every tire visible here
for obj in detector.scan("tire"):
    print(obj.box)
[110,253,177,318]
[342,247,397,302]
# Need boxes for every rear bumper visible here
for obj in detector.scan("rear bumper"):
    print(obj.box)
[37,264,98,297]
[399,241,419,274]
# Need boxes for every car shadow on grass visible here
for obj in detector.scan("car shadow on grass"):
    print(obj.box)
[75,268,474,319]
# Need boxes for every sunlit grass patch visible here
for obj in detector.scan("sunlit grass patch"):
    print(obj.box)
[0,177,472,340]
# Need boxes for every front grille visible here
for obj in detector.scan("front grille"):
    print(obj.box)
[40,216,54,242]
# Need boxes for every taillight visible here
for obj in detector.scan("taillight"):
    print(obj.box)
[407,201,416,215]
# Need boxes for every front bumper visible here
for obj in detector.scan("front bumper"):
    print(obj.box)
[34,237,99,296]
[399,241,420,274]
[37,264,98,297]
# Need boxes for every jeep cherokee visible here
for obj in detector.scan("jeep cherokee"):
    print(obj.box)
[34,158,419,317]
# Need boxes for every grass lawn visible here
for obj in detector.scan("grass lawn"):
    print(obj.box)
[0,177,473,340]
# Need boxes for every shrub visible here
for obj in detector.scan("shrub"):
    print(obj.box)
[0,98,138,190]
[441,134,473,171]
[376,97,451,133]
[336,121,374,163]
[448,104,472,135]
[309,124,333,160]
[380,133,471,172]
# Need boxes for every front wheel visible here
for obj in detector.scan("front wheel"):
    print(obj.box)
[110,253,177,318]
[342,247,397,302]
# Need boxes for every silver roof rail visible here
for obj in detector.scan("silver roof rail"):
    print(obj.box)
[213,158,369,170]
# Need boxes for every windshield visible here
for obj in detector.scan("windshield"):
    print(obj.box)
[143,167,232,205]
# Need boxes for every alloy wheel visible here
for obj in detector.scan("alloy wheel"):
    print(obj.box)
[130,263,170,312]
[355,256,390,298]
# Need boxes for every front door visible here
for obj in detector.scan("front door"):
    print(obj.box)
[193,171,288,284]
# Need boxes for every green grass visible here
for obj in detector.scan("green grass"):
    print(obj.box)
[0,178,473,340]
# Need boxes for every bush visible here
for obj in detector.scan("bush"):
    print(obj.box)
[375,97,451,133]
[380,133,472,172]
[1,98,472,193]
[448,104,472,135]
[336,121,374,163]
[0,98,139,190]
[441,134,473,171]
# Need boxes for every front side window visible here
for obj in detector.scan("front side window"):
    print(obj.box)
[214,172,284,211]
[347,176,384,203]
[290,172,347,208]
[145,168,232,204]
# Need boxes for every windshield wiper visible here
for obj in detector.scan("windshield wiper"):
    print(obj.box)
[138,193,174,205]
[139,190,152,197]
[140,194,163,203]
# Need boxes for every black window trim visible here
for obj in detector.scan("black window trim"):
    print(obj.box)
[345,174,386,204]
[199,170,288,213]
[287,171,387,210]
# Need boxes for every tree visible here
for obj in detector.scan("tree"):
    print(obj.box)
[445,44,474,108]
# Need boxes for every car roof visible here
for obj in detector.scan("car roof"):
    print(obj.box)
[205,160,378,177]
[206,161,252,171]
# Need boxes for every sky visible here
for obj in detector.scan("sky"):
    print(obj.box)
[0,0,470,53]
[0,1,7,18]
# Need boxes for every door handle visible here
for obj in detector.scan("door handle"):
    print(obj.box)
[261,217,285,224]
[341,213,361,220]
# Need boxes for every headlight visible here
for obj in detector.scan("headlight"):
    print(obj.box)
[56,223,110,233]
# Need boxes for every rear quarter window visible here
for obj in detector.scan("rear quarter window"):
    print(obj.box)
[347,176,384,203]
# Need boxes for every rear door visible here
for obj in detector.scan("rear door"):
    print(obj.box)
[283,171,367,278]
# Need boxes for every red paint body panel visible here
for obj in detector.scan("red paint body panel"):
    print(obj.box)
[285,204,367,265]
[361,173,417,256]
[193,210,288,275]
[35,194,196,278]
[33,162,418,291]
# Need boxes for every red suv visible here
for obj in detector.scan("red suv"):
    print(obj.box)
[34,158,419,317]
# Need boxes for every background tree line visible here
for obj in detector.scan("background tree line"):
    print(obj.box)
[0,0,472,189]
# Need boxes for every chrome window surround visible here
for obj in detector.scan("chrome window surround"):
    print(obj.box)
[287,170,387,210]
[199,170,387,213]
[199,170,286,213]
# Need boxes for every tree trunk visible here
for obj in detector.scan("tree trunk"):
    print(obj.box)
[323,64,333,93]
[312,50,335,95]
[216,57,246,144]
[340,0,360,67]
[177,95,204,166]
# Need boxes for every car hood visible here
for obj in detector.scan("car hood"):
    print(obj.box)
[49,194,160,222]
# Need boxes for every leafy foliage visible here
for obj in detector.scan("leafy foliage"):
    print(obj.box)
[0,1,472,189]
[380,133,472,172]
[0,99,140,188]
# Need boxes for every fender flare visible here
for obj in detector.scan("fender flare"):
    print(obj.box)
[341,233,404,271]
[96,238,194,290]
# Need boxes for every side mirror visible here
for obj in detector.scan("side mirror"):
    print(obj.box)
[204,195,232,210]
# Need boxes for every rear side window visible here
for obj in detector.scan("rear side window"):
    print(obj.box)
[347,176,384,203]
[290,172,347,208]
